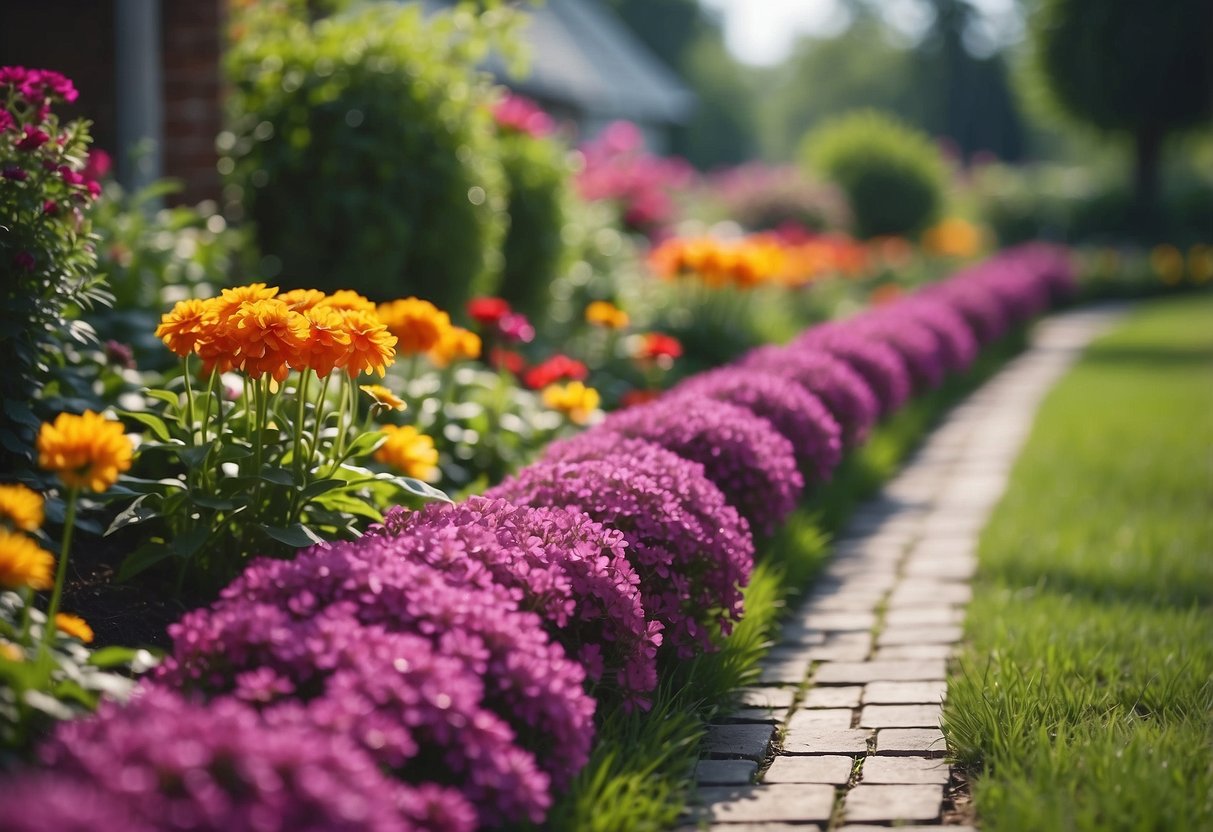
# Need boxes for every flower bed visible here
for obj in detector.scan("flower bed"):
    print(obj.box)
[2,244,1076,829]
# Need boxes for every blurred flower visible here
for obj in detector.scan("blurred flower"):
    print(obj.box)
[1189,244,1213,284]
[922,218,983,259]
[82,149,111,182]
[278,288,327,312]
[54,613,94,643]
[870,283,904,306]
[524,354,588,390]
[375,425,439,480]
[542,381,600,425]
[377,297,451,355]
[360,384,407,413]
[155,298,210,357]
[584,300,629,329]
[489,348,526,375]
[467,297,511,327]
[619,389,661,409]
[0,483,44,532]
[13,251,35,272]
[37,410,133,493]
[103,340,135,370]
[15,125,50,151]
[427,326,481,368]
[314,289,376,313]
[1150,244,1184,285]
[497,312,535,344]
[493,93,554,137]
[634,332,682,365]
[0,528,53,590]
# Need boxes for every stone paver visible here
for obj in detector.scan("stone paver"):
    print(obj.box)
[875,728,947,757]
[763,754,854,784]
[860,755,950,784]
[702,724,776,760]
[844,784,943,823]
[693,785,835,823]
[686,308,1125,829]
[859,704,940,728]
[801,685,862,709]
[862,681,947,704]
[696,759,758,785]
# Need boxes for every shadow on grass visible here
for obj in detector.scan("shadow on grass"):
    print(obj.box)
[988,560,1213,611]
[1081,343,1213,367]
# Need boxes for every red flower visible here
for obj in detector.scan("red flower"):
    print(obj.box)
[15,125,49,151]
[467,297,511,327]
[489,347,526,375]
[636,332,683,361]
[620,389,661,408]
[523,354,588,390]
[13,251,36,272]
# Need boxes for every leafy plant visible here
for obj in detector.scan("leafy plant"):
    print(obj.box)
[800,109,947,238]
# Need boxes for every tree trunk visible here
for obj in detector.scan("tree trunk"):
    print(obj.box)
[1133,126,1163,234]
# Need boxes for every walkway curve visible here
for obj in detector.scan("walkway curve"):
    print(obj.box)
[684,305,1128,831]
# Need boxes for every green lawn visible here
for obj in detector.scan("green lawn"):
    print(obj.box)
[944,294,1213,831]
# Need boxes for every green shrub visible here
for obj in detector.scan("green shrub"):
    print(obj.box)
[800,110,947,238]
[224,2,508,310]
[496,130,573,321]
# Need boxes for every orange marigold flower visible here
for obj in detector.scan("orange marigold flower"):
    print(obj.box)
[37,410,134,493]
[585,300,629,329]
[155,298,211,357]
[316,289,376,313]
[377,297,451,355]
[205,283,279,322]
[227,299,311,381]
[54,613,94,643]
[922,218,983,259]
[427,326,481,368]
[337,309,397,378]
[360,384,407,412]
[374,424,439,481]
[542,381,601,425]
[298,306,352,377]
[0,528,54,590]
[0,483,44,532]
[278,288,328,312]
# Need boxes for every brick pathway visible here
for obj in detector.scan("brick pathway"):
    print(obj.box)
[683,307,1126,831]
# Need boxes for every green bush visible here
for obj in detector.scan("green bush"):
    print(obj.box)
[496,130,573,321]
[224,2,508,310]
[800,110,947,238]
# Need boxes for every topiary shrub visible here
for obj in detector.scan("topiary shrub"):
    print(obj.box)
[224,3,508,310]
[495,128,573,321]
[800,110,947,239]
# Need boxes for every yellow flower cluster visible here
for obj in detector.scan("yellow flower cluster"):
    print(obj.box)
[0,528,53,591]
[374,425,440,481]
[0,483,44,533]
[155,285,398,381]
[360,384,407,413]
[542,381,601,425]
[922,217,984,259]
[585,300,630,329]
[376,296,481,369]
[648,233,875,289]
[37,411,133,493]
[54,612,94,643]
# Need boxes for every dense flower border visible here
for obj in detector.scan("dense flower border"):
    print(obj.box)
[2,244,1075,830]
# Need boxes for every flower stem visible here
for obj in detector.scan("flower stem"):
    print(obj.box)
[41,485,80,652]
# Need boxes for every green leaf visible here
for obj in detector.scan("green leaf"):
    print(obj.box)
[258,467,296,487]
[345,430,389,457]
[298,477,345,501]
[387,474,451,504]
[116,542,175,582]
[145,389,181,409]
[116,409,172,442]
[105,494,160,536]
[261,523,325,548]
[190,493,239,510]
[115,476,187,495]
[87,646,142,668]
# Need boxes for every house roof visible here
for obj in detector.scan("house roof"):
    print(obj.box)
[424,0,695,125]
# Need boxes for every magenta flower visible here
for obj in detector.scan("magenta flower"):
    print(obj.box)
[14,125,49,151]
[793,325,912,416]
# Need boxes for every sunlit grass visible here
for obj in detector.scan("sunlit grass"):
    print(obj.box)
[944,293,1213,831]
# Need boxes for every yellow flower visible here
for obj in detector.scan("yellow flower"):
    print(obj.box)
[377,297,452,355]
[155,298,211,357]
[0,483,44,532]
[337,309,397,378]
[542,381,601,425]
[0,639,21,662]
[278,288,328,312]
[585,300,630,329]
[315,290,377,313]
[37,410,134,493]
[427,326,481,368]
[360,384,408,412]
[374,425,439,481]
[1189,244,1213,285]
[0,528,54,590]
[54,613,94,643]
[922,218,983,259]
[1150,244,1184,285]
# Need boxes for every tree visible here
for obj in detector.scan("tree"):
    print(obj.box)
[1027,0,1213,222]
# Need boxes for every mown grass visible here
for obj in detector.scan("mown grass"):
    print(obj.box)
[547,329,1027,831]
[943,294,1213,832]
